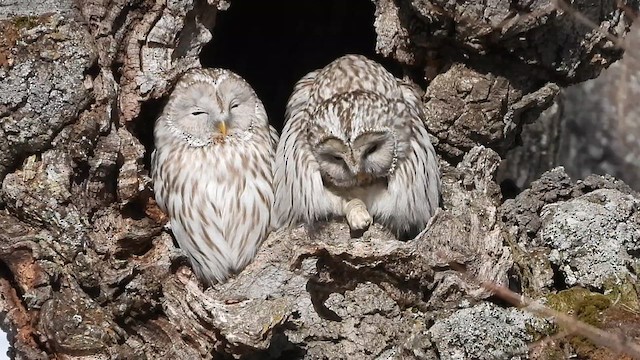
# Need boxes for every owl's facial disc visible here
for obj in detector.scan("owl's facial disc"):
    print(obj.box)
[351,131,396,177]
[215,78,257,135]
[313,137,356,188]
[170,76,259,146]
[166,83,221,144]
[314,134,393,188]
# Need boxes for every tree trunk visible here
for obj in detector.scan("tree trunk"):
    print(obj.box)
[499,23,640,192]
[0,0,639,359]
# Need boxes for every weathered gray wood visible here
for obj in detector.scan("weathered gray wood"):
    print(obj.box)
[500,24,640,192]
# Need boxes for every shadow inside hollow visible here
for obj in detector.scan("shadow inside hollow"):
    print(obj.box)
[200,0,402,130]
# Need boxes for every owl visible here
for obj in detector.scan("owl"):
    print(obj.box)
[151,68,278,284]
[273,54,440,240]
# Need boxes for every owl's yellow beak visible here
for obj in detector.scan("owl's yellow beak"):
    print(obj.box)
[217,121,227,137]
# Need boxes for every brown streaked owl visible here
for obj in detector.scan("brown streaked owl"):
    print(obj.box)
[151,68,278,284]
[273,54,440,240]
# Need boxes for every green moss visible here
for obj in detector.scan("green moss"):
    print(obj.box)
[547,287,610,325]
[13,16,38,29]
[546,288,610,354]
[602,280,640,309]
[541,346,566,360]
[545,285,640,356]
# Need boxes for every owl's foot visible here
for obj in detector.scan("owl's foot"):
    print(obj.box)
[344,199,372,234]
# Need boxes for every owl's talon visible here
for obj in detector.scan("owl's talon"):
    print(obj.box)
[344,199,372,232]
[347,208,372,231]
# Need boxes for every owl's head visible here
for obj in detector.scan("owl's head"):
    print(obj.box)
[308,91,413,188]
[159,68,265,146]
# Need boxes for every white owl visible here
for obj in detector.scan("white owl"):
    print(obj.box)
[273,54,440,240]
[151,68,278,284]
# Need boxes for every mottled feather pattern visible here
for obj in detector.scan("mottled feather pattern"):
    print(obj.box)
[152,68,277,284]
[273,54,441,239]
[152,56,440,283]
[272,70,340,227]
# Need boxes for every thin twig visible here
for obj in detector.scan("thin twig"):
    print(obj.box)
[482,281,640,359]
[445,260,640,359]
[616,0,640,20]
[528,329,573,351]
[553,0,627,49]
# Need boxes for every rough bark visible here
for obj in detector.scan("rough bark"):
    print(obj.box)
[0,0,638,359]
[374,0,632,160]
[500,23,640,191]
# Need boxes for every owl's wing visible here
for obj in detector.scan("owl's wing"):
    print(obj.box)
[373,80,440,239]
[150,127,168,215]
[269,125,280,150]
[285,70,319,118]
[398,79,441,195]
[272,70,339,228]
[398,80,426,120]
